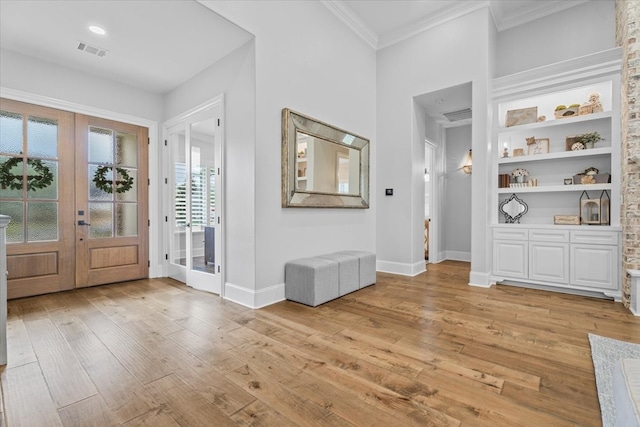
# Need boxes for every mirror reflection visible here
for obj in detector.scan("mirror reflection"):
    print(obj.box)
[295,132,360,195]
[499,194,528,223]
[282,109,369,208]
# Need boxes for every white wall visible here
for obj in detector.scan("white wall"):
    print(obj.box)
[0,49,162,121]
[443,125,471,261]
[163,40,257,292]
[377,7,493,280]
[496,1,615,77]
[201,1,376,307]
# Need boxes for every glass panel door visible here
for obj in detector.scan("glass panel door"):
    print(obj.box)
[168,127,187,283]
[0,99,75,298]
[167,104,222,295]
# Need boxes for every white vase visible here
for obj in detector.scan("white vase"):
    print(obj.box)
[515,175,524,184]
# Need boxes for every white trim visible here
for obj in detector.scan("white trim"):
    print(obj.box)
[0,87,162,279]
[443,251,471,263]
[490,0,588,32]
[378,1,489,50]
[469,270,492,288]
[629,269,640,316]
[493,48,622,99]
[320,0,377,50]
[376,260,425,277]
[162,94,226,297]
[223,282,285,309]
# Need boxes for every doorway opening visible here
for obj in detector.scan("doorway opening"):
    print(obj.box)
[413,82,472,267]
[164,97,224,296]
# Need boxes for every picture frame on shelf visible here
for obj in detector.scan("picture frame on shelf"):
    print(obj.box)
[513,148,525,157]
[527,138,549,155]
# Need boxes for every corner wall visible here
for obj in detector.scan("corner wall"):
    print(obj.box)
[163,40,257,293]
[200,1,377,307]
[376,8,493,282]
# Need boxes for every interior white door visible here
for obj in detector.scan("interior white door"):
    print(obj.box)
[166,103,222,295]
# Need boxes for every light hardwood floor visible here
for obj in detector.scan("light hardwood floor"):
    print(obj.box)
[3,261,640,426]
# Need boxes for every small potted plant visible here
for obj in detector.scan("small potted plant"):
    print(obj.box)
[512,168,529,184]
[580,132,604,149]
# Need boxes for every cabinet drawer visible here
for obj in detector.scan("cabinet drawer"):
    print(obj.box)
[529,230,569,243]
[570,230,618,245]
[493,228,528,241]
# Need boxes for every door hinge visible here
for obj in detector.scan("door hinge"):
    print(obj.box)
[165,254,168,260]
[218,265,220,273]
[164,177,168,184]
[148,178,150,185]
[217,118,220,126]
[217,167,220,175]
[217,216,220,224]
[148,137,150,145]
[148,219,150,226]
[165,216,168,222]
[148,260,150,267]
[164,139,168,146]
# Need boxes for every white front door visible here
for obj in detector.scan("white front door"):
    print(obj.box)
[166,101,223,295]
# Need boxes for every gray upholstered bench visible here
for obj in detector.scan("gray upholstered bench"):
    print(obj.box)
[335,250,376,288]
[285,251,376,306]
[284,257,339,307]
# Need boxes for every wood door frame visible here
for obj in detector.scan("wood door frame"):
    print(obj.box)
[0,87,162,278]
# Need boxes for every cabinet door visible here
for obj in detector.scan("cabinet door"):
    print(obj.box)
[529,242,569,284]
[494,240,528,279]
[570,244,618,290]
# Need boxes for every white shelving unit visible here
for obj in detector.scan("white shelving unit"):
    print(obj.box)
[490,48,622,300]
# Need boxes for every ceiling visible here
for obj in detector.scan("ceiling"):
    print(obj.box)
[0,0,253,94]
[0,0,588,107]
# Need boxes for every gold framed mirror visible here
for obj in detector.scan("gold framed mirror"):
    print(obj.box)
[282,108,370,208]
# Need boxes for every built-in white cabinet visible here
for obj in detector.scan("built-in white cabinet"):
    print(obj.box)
[492,226,620,299]
[490,49,622,300]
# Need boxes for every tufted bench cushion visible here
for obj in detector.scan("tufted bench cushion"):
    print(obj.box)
[334,250,376,288]
[284,257,339,307]
[317,252,360,296]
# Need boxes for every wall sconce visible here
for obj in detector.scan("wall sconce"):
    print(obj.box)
[462,149,472,174]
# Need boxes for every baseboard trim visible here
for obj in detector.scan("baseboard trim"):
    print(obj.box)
[376,260,425,277]
[223,282,285,309]
[443,251,471,262]
[469,270,492,288]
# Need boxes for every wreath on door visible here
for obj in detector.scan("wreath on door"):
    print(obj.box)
[93,165,134,194]
[0,157,54,191]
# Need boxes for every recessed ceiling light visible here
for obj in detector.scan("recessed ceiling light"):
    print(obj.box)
[89,25,106,35]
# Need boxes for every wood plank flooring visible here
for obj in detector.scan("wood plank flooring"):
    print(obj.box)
[2,260,640,426]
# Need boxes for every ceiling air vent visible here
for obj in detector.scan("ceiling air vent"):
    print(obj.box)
[443,108,472,122]
[77,41,108,58]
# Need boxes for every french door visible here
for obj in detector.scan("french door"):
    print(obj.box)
[166,104,222,295]
[0,98,148,298]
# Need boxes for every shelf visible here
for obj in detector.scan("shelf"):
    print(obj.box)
[498,147,611,164]
[297,157,307,162]
[498,183,612,194]
[297,177,307,181]
[497,111,612,135]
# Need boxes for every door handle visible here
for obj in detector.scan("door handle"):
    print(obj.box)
[77,220,91,226]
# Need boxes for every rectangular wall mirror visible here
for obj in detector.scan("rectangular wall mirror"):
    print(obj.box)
[281,108,370,208]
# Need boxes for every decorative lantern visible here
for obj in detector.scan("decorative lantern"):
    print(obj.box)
[579,190,610,225]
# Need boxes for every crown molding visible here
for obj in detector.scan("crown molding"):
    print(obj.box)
[490,0,590,32]
[378,1,489,50]
[492,47,622,99]
[320,0,378,50]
